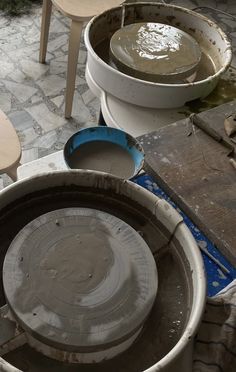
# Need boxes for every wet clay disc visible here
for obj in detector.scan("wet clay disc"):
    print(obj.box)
[110,22,201,83]
[3,208,158,357]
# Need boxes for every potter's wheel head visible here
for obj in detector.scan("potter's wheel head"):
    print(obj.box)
[110,22,201,83]
[3,207,157,361]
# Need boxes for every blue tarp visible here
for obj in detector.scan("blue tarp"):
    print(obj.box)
[134,174,236,297]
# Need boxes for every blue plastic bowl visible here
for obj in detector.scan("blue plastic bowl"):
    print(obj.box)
[63,126,145,179]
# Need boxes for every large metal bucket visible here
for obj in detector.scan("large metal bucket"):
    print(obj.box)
[0,171,206,371]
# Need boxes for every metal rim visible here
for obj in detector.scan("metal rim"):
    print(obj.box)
[63,126,145,179]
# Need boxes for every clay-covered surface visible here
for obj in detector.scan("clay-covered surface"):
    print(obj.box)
[67,141,135,178]
[3,208,157,353]
[110,22,201,82]
[0,184,191,370]
[139,101,236,266]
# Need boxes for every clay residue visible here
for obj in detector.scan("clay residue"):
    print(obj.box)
[1,186,191,371]
[95,38,216,84]
[110,22,201,81]
[5,252,189,372]
[67,141,135,179]
[40,233,114,293]
[180,77,236,115]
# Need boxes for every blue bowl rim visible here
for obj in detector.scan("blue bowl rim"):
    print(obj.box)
[63,126,145,179]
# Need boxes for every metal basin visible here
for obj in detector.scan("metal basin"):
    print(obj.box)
[0,171,206,371]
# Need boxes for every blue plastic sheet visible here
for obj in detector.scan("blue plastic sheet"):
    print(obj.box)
[133,174,236,297]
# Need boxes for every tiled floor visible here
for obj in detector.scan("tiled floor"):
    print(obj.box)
[0,0,235,189]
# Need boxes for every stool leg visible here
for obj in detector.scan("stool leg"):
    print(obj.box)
[65,20,83,119]
[39,0,52,63]
[6,162,21,182]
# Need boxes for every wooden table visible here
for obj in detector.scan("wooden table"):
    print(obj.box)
[138,101,236,266]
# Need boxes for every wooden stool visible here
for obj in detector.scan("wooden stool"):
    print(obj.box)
[0,110,21,182]
[39,0,124,119]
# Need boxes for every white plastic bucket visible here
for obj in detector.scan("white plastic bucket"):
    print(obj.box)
[84,2,232,109]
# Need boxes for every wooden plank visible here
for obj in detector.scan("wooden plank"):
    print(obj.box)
[138,101,236,266]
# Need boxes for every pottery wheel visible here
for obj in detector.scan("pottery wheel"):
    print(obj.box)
[3,208,158,352]
[110,22,201,83]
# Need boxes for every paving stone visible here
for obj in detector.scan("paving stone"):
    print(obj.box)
[0,177,4,190]
[21,148,39,164]
[26,102,67,132]
[0,174,13,188]
[0,92,11,112]
[0,17,10,28]
[0,25,16,40]
[58,128,77,144]
[3,80,37,103]
[19,127,38,146]
[48,34,68,53]
[76,75,86,85]
[88,97,101,118]
[0,49,8,59]
[57,12,70,27]
[0,33,23,52]
[78,50,87,64]
[22,24,41,45]
[8,69,26,83]
[7,43,40,60]
[51,95,64,108]
[31,94,43,104]
[54,51,65,58]
[30,50,54,62]
[0,61,14,79]
[64,91,92,122]
[48,18,69,34]
[20,59,49,80]
[38,147,56,159]
[54,54,68,63]
[49,61,67,75]
[37,75,66,96]
[62,45,68,52]
[9,110,34,131]
[31,130,58,149]
[82,89,96,105]
[13,14,34,27]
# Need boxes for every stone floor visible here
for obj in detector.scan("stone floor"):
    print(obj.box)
[0,0,236,189]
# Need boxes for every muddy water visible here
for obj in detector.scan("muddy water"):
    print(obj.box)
[0,187,191,371]
[95,37,215,83]
[183,75,236,114]
[110,22,201,80]
[67,141,135,179]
